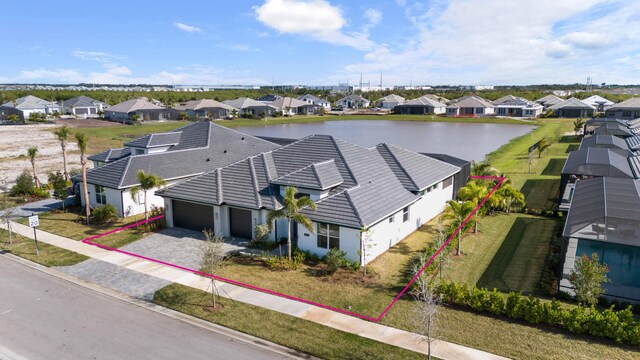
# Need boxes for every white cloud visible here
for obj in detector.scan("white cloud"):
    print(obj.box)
[173,22,202,33]
[230,44,254,52]
[254,0,375,51]
[72,50,124,62]
[361,8,382,33]
[560,31,613,49]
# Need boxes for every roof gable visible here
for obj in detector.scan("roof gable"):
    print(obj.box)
[272,159,344,190]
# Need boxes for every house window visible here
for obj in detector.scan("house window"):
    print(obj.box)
[95,185,106,204]
[476,108,484,114]
[443,177,453,188]
[402,206,410,223]
[498,108,506,115]
[389,216,395,224]
[317,223,340,249]
[623,110,632,118]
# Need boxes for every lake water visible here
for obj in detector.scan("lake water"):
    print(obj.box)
[238,120,535,162]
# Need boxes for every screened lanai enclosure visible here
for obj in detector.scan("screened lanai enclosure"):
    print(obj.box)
[560,177,640,302]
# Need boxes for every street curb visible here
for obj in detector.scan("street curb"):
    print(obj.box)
[0,251,315,360]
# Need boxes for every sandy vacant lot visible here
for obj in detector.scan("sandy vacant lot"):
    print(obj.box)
[0,124,81,188]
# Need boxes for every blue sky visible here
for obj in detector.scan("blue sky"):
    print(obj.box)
[1,0,638,85]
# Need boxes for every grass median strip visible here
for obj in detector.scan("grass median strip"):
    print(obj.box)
[0,232,88,267]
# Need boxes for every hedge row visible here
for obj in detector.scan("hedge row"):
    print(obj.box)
[437,282,640,345]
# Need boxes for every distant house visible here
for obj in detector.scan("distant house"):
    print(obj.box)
[393,96,447,115]
[104,97,179,122]
[173,99,236,119]
[158,134,462,264]
[560,177,640,302]
[535,94,564,109]
[581,95,614,112]
[256,94,282,102]
[297,94,331,110]
[76,122,279,217]
[445,95,495,116]
[592,123,634,138]
[0,105,25,122]
[605,97,640,120]
[336,94,370,109]
[63,96,109,117]
[270,97,318,115]
[494,97,543,118]
[492,95,519,105]
[223,97,278,117]
[2,95,61,118]
[376,94,405,109]
[549,97,595,118]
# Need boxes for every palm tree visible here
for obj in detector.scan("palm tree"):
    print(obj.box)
[497,185,525,214]
[573,118,585,136]
[75,133,91,225]
[130,170,167,221]
[471,161,498,177]
[266,186,317,261]
[536,138,552,158]
[457,181,488,233]
[443,200,475,256]
[27,146,41,188]
[54,125,71,182]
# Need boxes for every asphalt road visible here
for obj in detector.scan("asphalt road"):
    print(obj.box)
[0,256,296,360]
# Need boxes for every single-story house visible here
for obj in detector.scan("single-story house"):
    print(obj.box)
[270,97,318,115]
[336,94,370,109]
[223,98,278,117]
[256,94,282,102]
[579,135,633,156]
[393,96,447,115]
[0,105,25,122]
[560,177,640,302]
[593,123,634,138]
[376,94,405,109]
[605,97,640,120]
[494,98,543,118]
[549,97,595,118]
[158,135,463,264]
[76,122,279,218]
[535,94,564,109]
[2,95,61,118]
[173,99,236,119]
[559,147,639,210]
[104,98,179,122]
[297,94,331,111]
[492,95,519,105]
[581,95,614,112]
[584,118,629,134]
[446,95,495,116]
[63,96,109,117]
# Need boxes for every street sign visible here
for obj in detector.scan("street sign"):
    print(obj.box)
[28,215,39,228]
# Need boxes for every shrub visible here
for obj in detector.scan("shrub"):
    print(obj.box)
[92,204,119,224]
[265,254,302,271]
[505,292,523,319]
[69,168,82,177]
[144,205,166,231]
[10,170,35,197]
[487,288,505,315]
[324,248,349,273]
[32,188,50,199]
[253,224,270,242]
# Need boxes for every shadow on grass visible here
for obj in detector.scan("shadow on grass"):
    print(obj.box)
[565,144,579,153]
[559,135,581,143]
[521,179,560,210]
[541,158,565,176]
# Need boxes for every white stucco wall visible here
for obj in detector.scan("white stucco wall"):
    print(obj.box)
[80,183,125,216]
[80,182,175,218]
[297,224,361,261]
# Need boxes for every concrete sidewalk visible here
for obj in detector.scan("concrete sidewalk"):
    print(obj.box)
[2,220,509,360]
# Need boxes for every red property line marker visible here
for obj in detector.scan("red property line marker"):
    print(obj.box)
[82,175,505,323]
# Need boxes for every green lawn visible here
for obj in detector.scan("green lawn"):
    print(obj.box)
[0,231,88,267]
[17,209,146,249]
[154,283,427,360]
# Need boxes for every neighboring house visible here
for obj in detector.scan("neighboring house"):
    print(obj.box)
[297,94,331,110]
[270,97,318,115]
[336,94,370,109]
[605,97,640,120]
[560,177,640,302]
[491,95,519,105]
[581,95,614,112]
[393,96,447,115]
[76,122,279,217]
[593,123,634,138]
[158,135,462,264]
[494,98,543,118]
[104,97,179,122]
[376,94,405,109]
[223,98,278,117]
[558,147,639,210]
[549,97,595,118]
[1,95,61,118]
[445,95,495,116]
[535,94,564,109]
[173,99,236,119]
[0,105,25,122]
[63,96,109,117]
[578,135,633,156]
[256,94,282,102]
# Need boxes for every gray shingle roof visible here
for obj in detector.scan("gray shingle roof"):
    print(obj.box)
[87,147,132,163]
[562,148,636,178]
[272,160,343,190]
[593,123,634,137]
[2,95,59,110]
[106,98,164,113]
[401,96,447,108]
[535,94,564,106]
[269,97,312,110]
[376,94,406,103]
[579,135,630,151]
[549,97,595,110]
[81,122,279,188]
[124,132,182,148]
[492,95,519,105]
[607,97,640,110]
[626,135,640,150]
[447,95,494,109]
[173,99,235,111]
[63,96,108,108]
[160,134,460,228]
[223,97,277,109]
